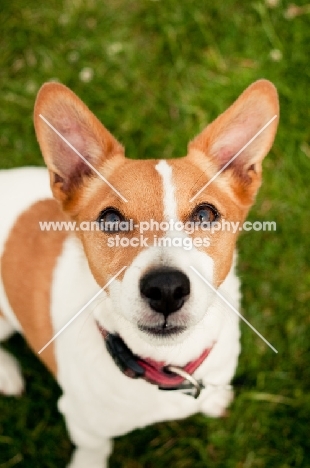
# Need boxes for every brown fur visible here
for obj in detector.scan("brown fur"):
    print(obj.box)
[169,156,247,285]
[1,199,69,375]
[32,79,279,290]
[74,158,166,285]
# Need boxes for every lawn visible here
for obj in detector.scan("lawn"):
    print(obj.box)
[0,0,310,467]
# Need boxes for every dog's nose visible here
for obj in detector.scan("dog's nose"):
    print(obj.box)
[140,268,190,316]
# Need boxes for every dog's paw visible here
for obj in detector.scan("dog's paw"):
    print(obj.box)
[200,385,234,418]
[0,348,24,396]
[67,446,111,468]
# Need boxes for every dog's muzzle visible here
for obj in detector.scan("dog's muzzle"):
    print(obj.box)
[97,323,213,399]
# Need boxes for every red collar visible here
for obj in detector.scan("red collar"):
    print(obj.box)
[136,348,212,388]
[97,324,213,397]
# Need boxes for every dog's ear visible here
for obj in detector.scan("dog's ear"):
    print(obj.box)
[188,80,279,204]
[34,82,124,204]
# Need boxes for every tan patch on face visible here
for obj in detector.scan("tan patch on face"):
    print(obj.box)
[188,148,261,208]
[1,199,69,375]
[72,159,165,286]
[170,156,250,286]
[0,309,4,318]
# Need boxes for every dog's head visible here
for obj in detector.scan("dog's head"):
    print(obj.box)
[34,80,278,359]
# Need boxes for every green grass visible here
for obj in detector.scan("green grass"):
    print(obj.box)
[0,0,310,466]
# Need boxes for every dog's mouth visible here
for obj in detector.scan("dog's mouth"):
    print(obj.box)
[138,323,186,337]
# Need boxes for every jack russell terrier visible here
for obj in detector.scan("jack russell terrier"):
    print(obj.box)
[0,79,278,467]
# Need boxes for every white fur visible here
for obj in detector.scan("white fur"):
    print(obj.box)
[155,160,177,221]
[106,160,218,361]
[0,166,241,467]
[0,346,24,395]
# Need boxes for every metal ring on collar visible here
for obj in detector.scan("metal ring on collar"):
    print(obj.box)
[165,365,203,399]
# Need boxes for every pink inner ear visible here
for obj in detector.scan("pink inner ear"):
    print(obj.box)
[213,122,252,168]
[47,114,99,182]
[212,116,260,167]
[217,147,236,166]
[61,118,85,150]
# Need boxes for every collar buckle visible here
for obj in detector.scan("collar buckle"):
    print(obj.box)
[160,365,204,399]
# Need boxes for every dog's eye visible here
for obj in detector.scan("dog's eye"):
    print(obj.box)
[97,208,126,232]
[190,204,220,225]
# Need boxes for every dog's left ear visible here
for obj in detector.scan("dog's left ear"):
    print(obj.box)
[34,82,124,206]
[188,79,279,204]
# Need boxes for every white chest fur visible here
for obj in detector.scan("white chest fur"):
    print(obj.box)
[51,236,240,443]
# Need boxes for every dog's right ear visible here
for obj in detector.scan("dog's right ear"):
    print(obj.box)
[34,82,124,205]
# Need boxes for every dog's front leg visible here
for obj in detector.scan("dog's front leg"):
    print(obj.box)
[67,443,112,468]
[60,398,113,468]
[199,330,240,418]
[199,384,234,418]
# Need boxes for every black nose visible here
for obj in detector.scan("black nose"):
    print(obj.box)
[140,267,190,316]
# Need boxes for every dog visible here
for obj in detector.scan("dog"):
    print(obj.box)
[0,79,278,467]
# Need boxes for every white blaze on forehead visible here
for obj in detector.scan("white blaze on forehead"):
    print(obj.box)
[155,160,177,221]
